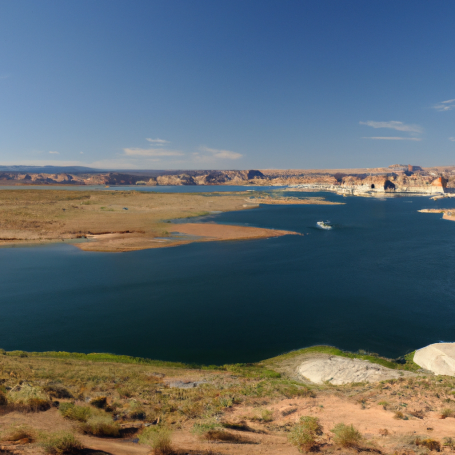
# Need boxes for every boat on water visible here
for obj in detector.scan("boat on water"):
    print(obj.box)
[317,221,332,230]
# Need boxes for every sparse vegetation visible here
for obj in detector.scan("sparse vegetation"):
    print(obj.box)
[80,414,120,437]
[39,431,83,454]
[330,423,362,448]
[139,425,173,454]
[6,384,50,411]
[0,425,36,442]
[440,407,454,419]
[288,416,323,452]
[415,437,441,452]
[59,403,92,422]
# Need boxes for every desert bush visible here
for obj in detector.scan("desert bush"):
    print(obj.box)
[7,384,50,412]
[259,409,273,422]
[330,423,362,448]
[440,408,454,419]
[409,410,425,419]
[180,400,204,419]
[0,391,7,406]
[59,403,92,422]
[378,400,389,410]
[281,407,298,417]
[80,415,120,437]
[89,396,107,409]
[39,431,83,454]
[127,399,146,419]
[415,437,441,452]
[443,437,455,449]
[192,421,221,438]
[43,383,73,399]
[0,426,36,442]
[288,416,323,453]
[394,411,407,420]
[221,421,251,432]
[139,426,173,455]
[250,408,273,422]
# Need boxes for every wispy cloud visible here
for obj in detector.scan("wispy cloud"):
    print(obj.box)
[123,147,184,157]
[146,138,170,145]
[433,99,455,112]
[359,120,422,133]
[363,137,422,141]
[449,137,455,142]
[199,146,242,160]
[49,151,60,154]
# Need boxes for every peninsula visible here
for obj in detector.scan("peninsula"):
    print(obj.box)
[0,190,338,252]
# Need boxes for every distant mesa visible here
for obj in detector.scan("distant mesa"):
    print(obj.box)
[0,164,454,195]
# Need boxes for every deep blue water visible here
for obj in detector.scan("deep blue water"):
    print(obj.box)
[1,192,454,364]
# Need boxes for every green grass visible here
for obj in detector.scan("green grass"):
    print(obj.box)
[3,349,196,369]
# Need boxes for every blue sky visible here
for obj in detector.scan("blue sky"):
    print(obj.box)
[0,0,454,170]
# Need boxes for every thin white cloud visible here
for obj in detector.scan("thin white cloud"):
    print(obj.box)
[199,146,242,160]
[449,137,455,142]
[123,148,184,157]
[49,151,59,154]
[433,99,455,112]
[146,138,170,145]
[363,137,422,141]
[359,121,422,133]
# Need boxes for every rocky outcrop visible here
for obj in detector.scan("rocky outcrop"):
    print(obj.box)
[298,356,415,384]
[156,174,196,185]
[413,343,455,376]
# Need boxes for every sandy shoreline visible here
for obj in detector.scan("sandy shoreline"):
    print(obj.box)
[75,223,300,252]
[418,208,455,222]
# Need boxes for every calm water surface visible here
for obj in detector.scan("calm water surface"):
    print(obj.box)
[1,192,454,364]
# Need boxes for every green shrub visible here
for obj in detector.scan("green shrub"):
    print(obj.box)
[288,416,323,452]
[80,415,120,437]
[139,426,173,455]
[330,423,362,448]
[59,403,92,422]
[39,431,83,454]
[7,384,50,411]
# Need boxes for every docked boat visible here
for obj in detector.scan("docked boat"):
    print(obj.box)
[317,221,332,229]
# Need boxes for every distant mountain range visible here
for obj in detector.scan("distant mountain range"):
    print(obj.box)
[0,165,102,174]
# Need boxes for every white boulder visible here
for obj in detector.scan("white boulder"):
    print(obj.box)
[298,356,412,385]
[413,343,455,376]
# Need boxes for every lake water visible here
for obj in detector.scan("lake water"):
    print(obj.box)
[1,191,454,365]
